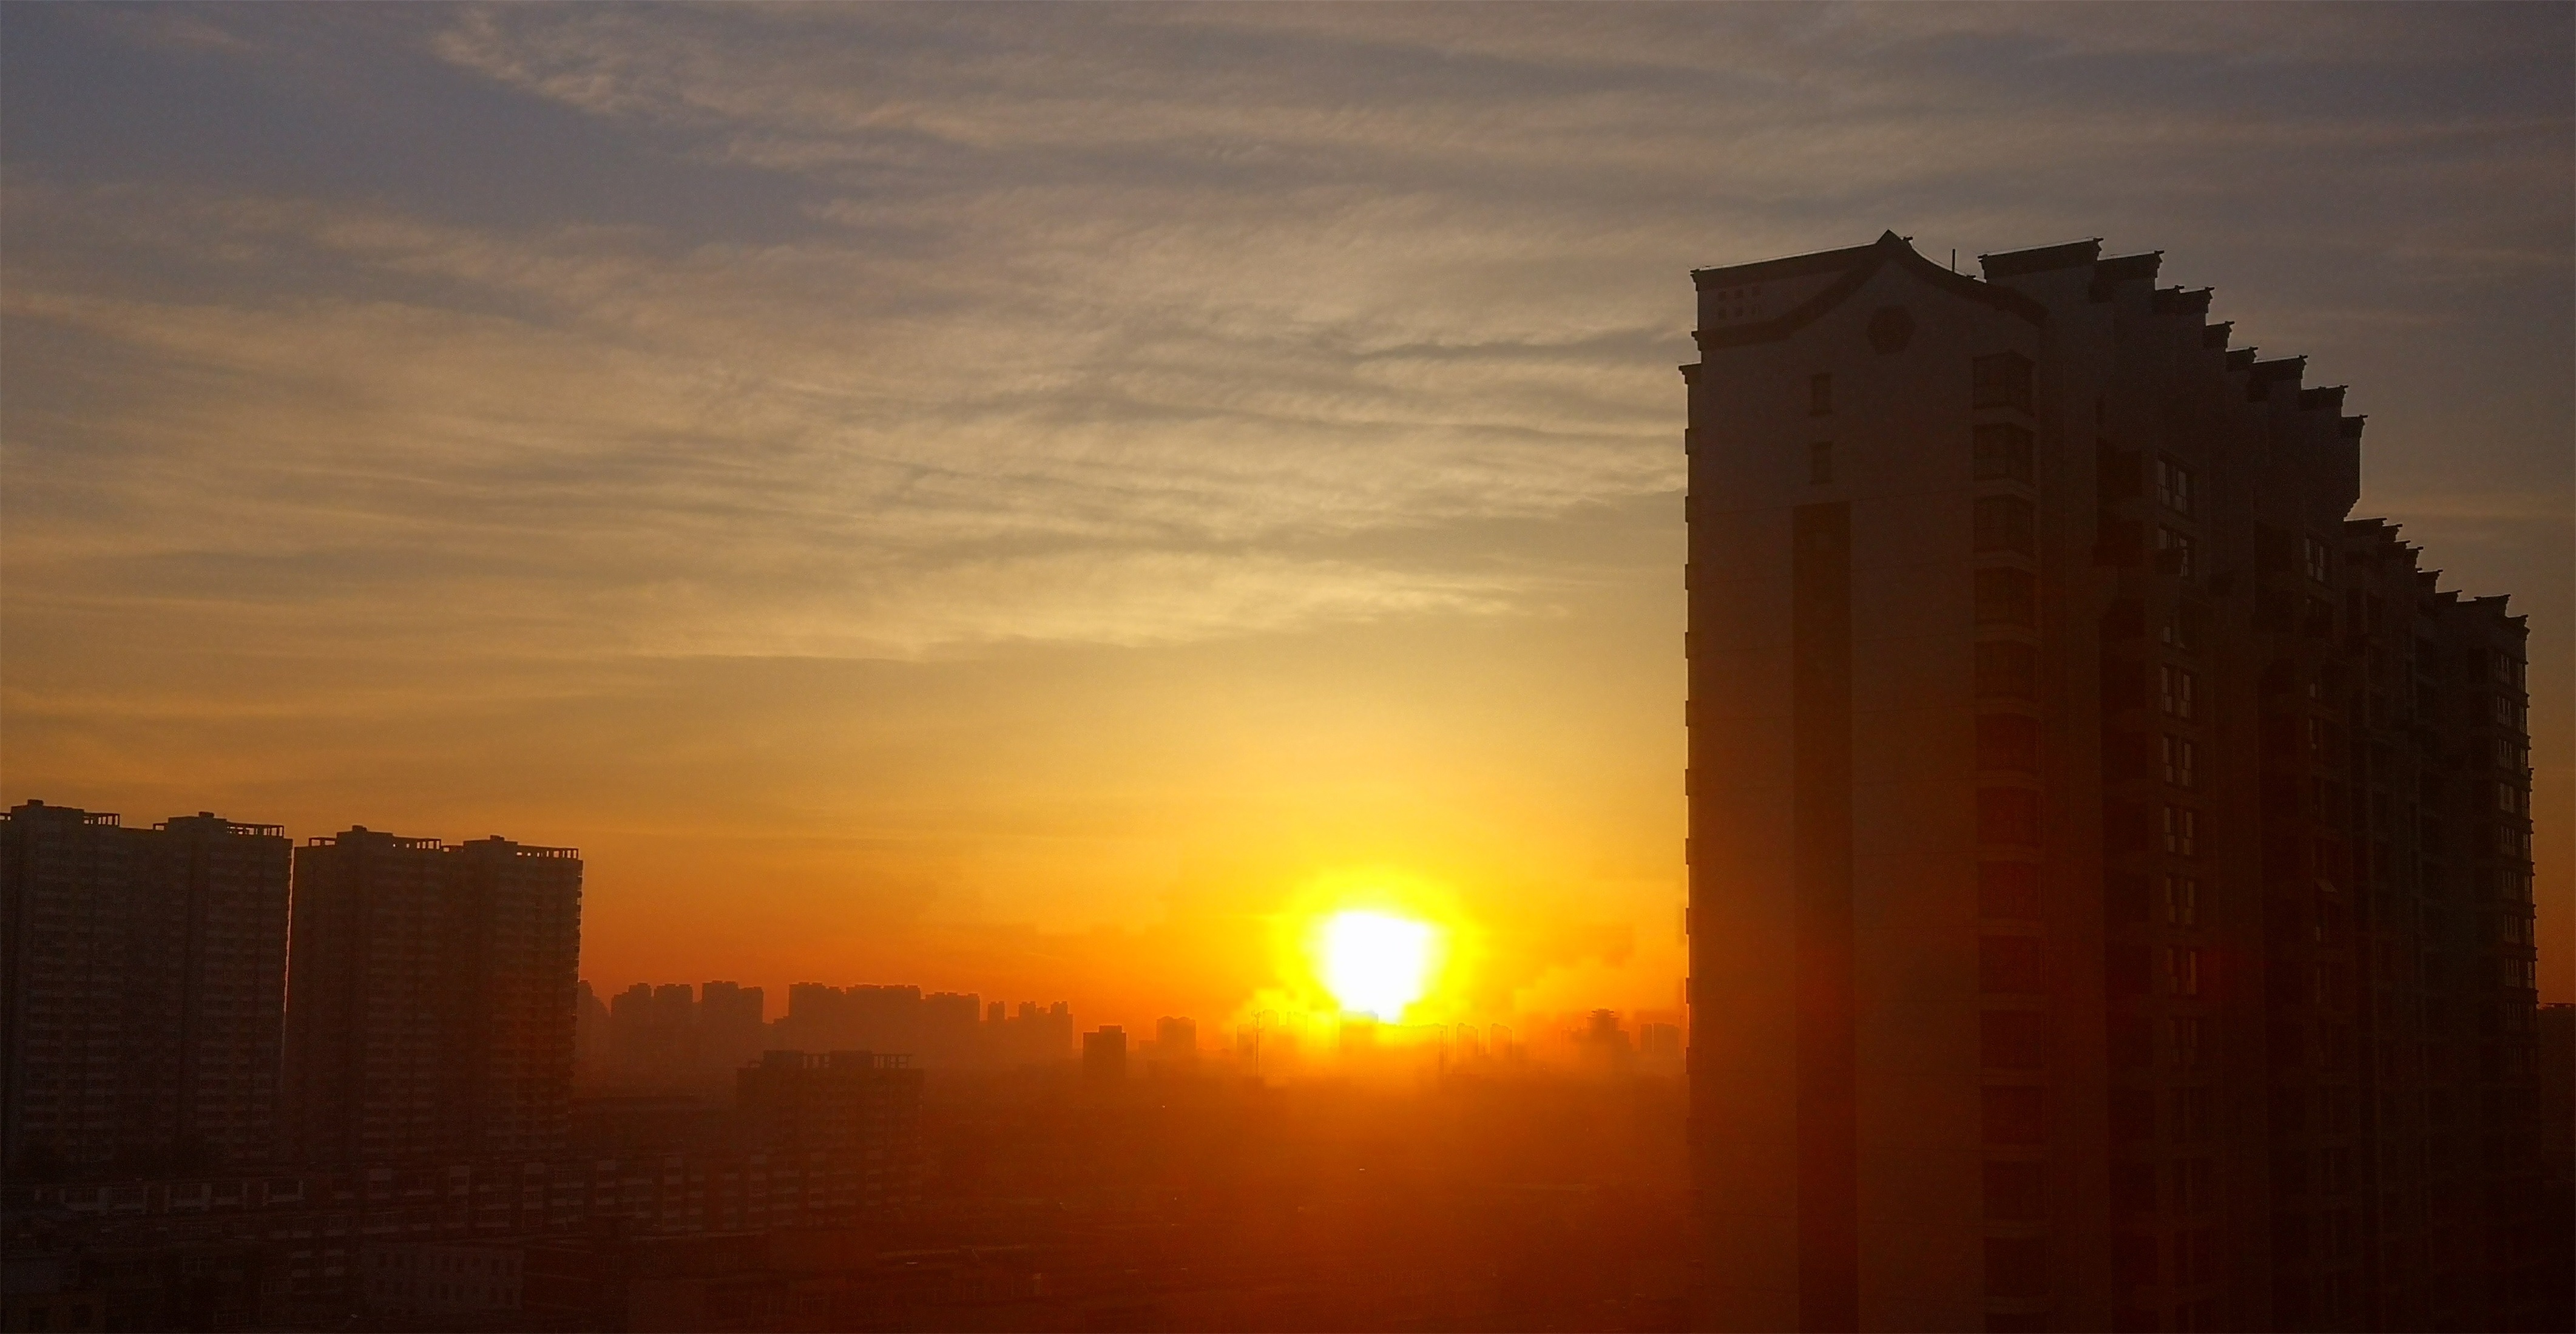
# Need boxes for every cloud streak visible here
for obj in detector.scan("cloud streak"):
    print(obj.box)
[2,2,2566,1009]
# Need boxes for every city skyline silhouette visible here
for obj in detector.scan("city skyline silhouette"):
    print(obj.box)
[2,5,2569,1332]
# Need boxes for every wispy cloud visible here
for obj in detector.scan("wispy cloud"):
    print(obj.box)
[3,2,2566,1006]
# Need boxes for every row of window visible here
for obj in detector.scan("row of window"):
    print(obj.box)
[2111,1085,2217,1145]
[1802,422,2042,488]
[2109,872,2203,927]
[2115,1159,2219,1216]
[2110,1015,2213,1070]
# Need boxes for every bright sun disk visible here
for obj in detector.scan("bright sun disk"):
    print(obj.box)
[1319,910,1436,1020]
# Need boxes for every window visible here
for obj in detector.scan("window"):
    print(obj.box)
[1978,714,2042,773]
[2174,1087,2213,1143]
[2157,526,2196,579]
[1979,787,2042,846]
[2156,455,2195,515]
[2161,601,2205,652]
[1983,1086,2047,1145]
[1976,641,2038,700]
[1976,567,2037,627]
[1979,861,2042,919]
[2161,734,2196,789]
[1808,440,1834,484]
[2161,873,2199,927]
[1974,493,2037,554]
[2302,535,2330,584]
[1987,1236,2051,1299]
[2164,946,2202,997]
[2112,1162,2157,1216]
[1983,1010,2048,1069]
[1972,351,2034,412]
[1973,423,2034,482]
[1984,1160,2046,1222]
[2174,1159,2213,1214]
[1810,372,1833,416]
[2158,665,2197,719]
[2171,1015,2208,1069]
[2162,805,2198,858]
[2111,1088,2155,1142]
[1981,935,2048,993]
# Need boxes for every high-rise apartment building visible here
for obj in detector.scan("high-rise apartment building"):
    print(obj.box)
[733,1049,924,1211]
[1,801,292,1176]
[282,828,583,1165]
[1683,233,2541,1333]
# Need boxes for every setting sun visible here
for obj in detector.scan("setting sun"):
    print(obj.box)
[1318,910,1439,1020]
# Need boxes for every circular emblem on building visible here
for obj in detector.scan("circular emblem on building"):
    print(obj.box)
[1868,305,1915,354]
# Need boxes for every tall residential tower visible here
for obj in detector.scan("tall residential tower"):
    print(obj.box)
[1,801,292,1175]
[1683,234,2542,1333]
[282,828,583,1164]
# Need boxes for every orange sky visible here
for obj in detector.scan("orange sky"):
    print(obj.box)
[3,5,2568,1024]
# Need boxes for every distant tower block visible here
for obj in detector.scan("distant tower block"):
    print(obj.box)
[1082,1026,1127,1081]
[1682,233,2538,1333]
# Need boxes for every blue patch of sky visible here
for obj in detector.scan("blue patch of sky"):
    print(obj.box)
[0,5,826,248]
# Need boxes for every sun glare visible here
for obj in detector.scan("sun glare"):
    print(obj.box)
[1319,910,1438,1020]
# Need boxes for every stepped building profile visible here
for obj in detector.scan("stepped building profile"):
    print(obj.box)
[1682,234,2542,1332]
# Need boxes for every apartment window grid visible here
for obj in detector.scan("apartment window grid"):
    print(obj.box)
[2168,1016,2208,1070]
[2164,946,2203,997]
[2161,734,2197,790]
[1972,351,2035,414]
[2160,601,2204,654]
[2157,526,2197,580]
[2159,665,2198,721]
[1975,493,2038,555]
[2162,805,2198,858]
[2302,535,2332,585]
[2155,455,2194,516]
[2161,873,2200,927]
[1973,422,2035,484]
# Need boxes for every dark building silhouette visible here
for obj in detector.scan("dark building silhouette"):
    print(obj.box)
[1682,233,2542,1332]
[2540,1004,2576,1334]
[771,982,984,1066]
[1151,1015,1198,1069]
[282,827,582,1165]
[986,998,1077,1066]
[1,801,291,1176]
[734,1049,924,1210]
[1083,1026,1127,1082]
[700,981,768,1069]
